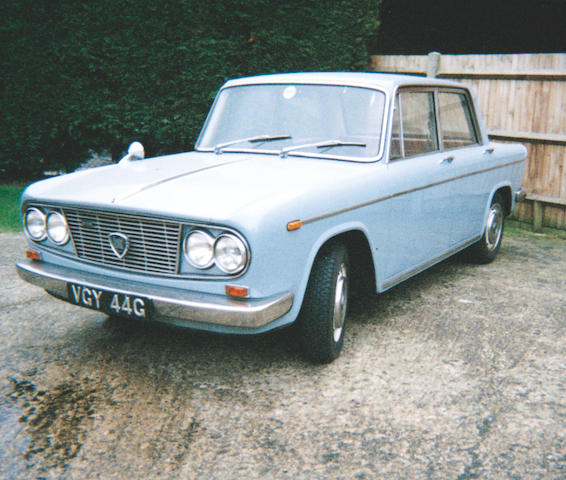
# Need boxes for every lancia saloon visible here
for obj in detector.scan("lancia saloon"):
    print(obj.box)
[16,72,526,363]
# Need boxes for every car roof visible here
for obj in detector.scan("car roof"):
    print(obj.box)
[222,71,467,92]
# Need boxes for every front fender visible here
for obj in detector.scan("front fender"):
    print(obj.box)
[293,221,377,313]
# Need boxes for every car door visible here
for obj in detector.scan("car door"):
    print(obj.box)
[436,89,488,246]
[380,88,454,287]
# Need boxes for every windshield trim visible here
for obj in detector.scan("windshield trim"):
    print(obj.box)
[195,82,390,163]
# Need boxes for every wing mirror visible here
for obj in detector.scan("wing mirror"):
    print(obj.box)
[119,141,145,164]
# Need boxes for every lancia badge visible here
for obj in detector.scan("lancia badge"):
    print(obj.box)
[108,232,129,259]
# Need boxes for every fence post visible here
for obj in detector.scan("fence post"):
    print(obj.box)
[426,52,441,77]
[532,200,544,232]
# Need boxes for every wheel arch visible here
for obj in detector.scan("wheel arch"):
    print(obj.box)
[468,184,510,264]
[335,230,376,297]
[491,184,513,216]
[304,226,377,300]
[297,228,376,363]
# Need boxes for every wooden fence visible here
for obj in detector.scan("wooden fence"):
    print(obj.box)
[369,53,566,230]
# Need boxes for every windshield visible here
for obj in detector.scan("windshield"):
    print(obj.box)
[196,84,386,160]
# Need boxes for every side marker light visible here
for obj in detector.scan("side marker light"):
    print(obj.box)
[287,220,303,231]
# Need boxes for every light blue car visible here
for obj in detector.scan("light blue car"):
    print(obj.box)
[16,72,526,363]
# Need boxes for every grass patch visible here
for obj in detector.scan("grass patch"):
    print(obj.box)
[506,218,566,241]
[0,183,25,232]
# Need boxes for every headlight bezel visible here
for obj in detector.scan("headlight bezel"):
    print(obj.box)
[183,230,216,269]
[183,228,250,276]
[24,207,71,246]
[46,211,70,245]
[214,233,248,274]
[24,207,47,241]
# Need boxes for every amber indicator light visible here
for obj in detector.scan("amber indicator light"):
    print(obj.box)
[26,250,42,261]
[287,220,303,231]
[225,285,249,298]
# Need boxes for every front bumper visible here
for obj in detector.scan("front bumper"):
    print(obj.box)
[16,259,293,330]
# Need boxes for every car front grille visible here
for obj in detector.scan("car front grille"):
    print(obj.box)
[63,208,182,275]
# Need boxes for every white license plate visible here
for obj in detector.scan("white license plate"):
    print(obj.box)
[68,283,151,320]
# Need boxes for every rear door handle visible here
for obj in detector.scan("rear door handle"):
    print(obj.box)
[440,156,454,165]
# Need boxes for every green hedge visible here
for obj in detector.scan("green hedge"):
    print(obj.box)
[0,0,380,179]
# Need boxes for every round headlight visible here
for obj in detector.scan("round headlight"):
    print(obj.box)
[46,211,70,245]
[24,208,46,241]
[184,230,215,269]
[214,234,248,274]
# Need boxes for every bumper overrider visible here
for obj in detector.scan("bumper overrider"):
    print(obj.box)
[515,188,527,203]
[16,259,294,330]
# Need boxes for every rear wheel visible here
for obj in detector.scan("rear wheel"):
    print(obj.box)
[298,241,349,364]
[468,192,505,264]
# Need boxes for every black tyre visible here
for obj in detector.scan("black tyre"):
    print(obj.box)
[298,241,349,364]
[468,192,505,264]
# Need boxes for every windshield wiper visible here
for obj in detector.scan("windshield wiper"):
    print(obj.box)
[214,134,291,154]
[279,139,366,158]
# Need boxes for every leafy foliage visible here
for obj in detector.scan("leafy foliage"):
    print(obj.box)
[0,183,25,232]
[0,0,380,179]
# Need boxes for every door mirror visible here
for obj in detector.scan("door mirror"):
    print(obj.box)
[120,141,145,163]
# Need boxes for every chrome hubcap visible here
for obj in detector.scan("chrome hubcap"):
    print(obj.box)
[485,203,503,251]
[332,263,348,343]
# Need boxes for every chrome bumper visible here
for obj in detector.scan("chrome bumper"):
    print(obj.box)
[16,259,293,330]
[515,188,527,203]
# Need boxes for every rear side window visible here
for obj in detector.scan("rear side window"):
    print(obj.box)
[438,91,478,149]
[392,90,439,159]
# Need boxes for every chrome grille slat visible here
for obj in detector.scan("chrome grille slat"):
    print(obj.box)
[63,208,181,275]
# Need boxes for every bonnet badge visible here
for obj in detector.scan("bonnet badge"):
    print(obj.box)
[108,232,129,259]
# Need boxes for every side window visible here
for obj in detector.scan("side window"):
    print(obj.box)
[438,91,478,150]
[399,91,438,157]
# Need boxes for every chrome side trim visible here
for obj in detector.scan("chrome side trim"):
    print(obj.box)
[381,236,480,290]
[302,158,525,225]
[16,260,293,330]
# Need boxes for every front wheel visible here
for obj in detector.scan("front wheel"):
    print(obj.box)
[468,192,505,264]
[298,241,349,364]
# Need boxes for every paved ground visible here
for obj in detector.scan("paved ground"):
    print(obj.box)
[0,231,564,479]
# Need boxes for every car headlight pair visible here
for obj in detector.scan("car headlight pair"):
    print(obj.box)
[184,230,248,274]
[24,207,69,245]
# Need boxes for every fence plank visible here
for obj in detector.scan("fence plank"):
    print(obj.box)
[438,72,566,81]
[489,131,566,146]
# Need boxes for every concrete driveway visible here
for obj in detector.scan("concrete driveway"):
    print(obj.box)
[1,231,564,479]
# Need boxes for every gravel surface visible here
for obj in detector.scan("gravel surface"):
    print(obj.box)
[0,231,565,479]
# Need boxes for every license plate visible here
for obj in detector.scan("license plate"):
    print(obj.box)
[68,283,151,320]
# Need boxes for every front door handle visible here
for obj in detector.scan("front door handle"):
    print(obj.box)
[440,156,454,165]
